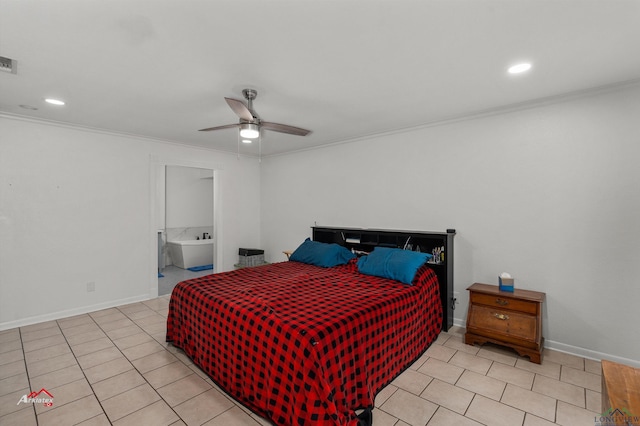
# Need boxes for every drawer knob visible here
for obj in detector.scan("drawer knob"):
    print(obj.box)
[495,299,509,306]
[493,312,510,321]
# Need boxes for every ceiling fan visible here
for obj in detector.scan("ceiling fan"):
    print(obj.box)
[199,89,311,140]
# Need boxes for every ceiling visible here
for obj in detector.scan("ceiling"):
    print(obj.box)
[1,0,640,157]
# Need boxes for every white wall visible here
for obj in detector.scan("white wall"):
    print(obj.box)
[0,116,261,329]
[261,84,640,365]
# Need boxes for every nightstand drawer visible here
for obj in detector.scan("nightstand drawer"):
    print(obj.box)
[467,304,537,344]
[470,292,538,315]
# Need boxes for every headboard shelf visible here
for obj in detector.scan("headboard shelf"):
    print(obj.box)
[312,226,455,331]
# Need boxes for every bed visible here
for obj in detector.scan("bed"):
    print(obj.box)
[166,233,449,425]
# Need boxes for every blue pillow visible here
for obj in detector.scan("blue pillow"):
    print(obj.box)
[290,238,356,268]
[357,247,432,285]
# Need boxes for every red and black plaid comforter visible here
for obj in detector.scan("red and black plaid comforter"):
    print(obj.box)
[166,260,442,425]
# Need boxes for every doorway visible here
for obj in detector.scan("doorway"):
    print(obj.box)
[149,157,223,298]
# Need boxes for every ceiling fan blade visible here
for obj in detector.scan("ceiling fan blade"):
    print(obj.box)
[225,97,254,121]
[198,123,239,132]
[261,122,311,136]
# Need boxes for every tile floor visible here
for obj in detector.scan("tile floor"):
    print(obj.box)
[158,265,214,296]
[0,295,603,426]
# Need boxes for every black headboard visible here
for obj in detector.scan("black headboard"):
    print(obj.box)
[312,226,456,331]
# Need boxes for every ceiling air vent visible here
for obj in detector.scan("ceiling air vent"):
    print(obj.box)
[0,56,17,74]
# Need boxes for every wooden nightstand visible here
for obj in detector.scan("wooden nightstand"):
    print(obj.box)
[465,283,545,364]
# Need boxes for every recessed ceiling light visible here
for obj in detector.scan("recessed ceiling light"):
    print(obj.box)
[45,98,65,106]
[242,139,252,144]
[508,63,532,74]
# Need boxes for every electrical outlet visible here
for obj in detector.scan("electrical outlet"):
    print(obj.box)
[453,291,460,305]
[86,282,95,292]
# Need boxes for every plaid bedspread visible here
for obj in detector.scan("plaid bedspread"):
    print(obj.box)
[166,260,442,425]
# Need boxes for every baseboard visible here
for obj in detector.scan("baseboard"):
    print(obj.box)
[452,318,640,368]
[0,294,151,332]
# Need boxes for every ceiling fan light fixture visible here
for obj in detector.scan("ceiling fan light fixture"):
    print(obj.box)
[239,123,260,139]
[508,62,532,74]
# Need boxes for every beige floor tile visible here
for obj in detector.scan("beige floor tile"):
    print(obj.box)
[121,340,165,361]
[0,349,23,366]
[125,308,157,321]
[144,361,194,389]
[0,404,38,425]
[371,408,400,426]
[113,332,154,350]
[99,318,136,332]
[92,311,129,325]
[61,323,102,338]
[131,350,179,374]
[0,360,26,380]
[57,314,94,330]
[202,405,261,426]
[34,378,94,414]
[417,358,464,385]
[157,373,212,407]
[543,349,584,370]
[555,400,597,426]
[84,356,133,384]
[132,313,166,328]
[501,383,556,421]
[444,335,480,355]
[65,329,108,346]
[487,362,535,389]
[586,389,601,413]
[25,342,70,363]
[77,346,123,370]
[20,320,58,333]
[390,368,433,395]
[0,388,32,417]
[71,337,115,358]
[477,343,519,366]
[104,324,143,340]
[92,369,146,401]
[449,350,493,374]
[408,352,430,371]
[427,407,483,426]
[173,388,235,426]
[515,358,561,380]
[113,399,179,426]
[466,394,525,426]
[524,413,557,426]
[0,329,20,343]
[420,379,474,414]
[560,366,600,392]
[30,364,85,390]
[532,374,585,408]
[0,338,22,354]
[22,334,67,353]
[26,352,78,378]
[78,413,112,425]
[375,384,397,406]
[101,383,160,422]
[141,321,167,335]
[585,359,602,376]
[0,371,29,397]
[20,327,62,343]
[424,343,456,362]
[118,302,150,315]
[379,388,438,426]
[89,308,121,319]
[37,394,103,426]
[456,369,506,401]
